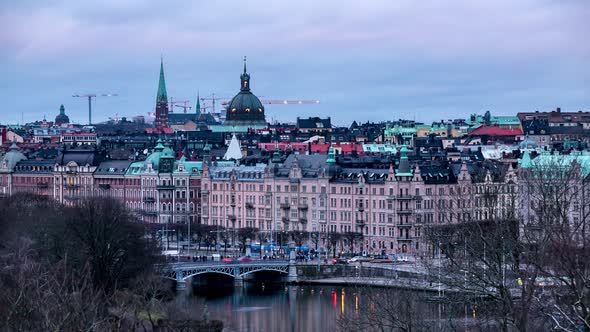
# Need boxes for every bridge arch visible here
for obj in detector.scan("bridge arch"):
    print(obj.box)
[239,266,289,278]
[184,270,236,280]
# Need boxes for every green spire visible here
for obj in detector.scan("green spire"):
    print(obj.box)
[195,91,201,116]
[154,138,165,151]
[59,104,65,115]
[520,149,532,168]
[157,56,168,103]
[326,146,336,164]
[272,142,281,163]
[400,145,409,159]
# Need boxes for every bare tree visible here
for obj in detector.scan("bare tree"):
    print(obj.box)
[337,285,436,332]
[519,155,590,331]
[423,162,544,332]
[342,231,363,254]
[237,227,259,254]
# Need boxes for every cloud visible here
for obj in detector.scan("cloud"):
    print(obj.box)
[1,0,588,61]
[0,1,588,124]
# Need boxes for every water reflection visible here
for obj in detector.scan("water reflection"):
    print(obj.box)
[175,282,463,332]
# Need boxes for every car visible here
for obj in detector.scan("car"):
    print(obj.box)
[221,257,234,263]
[332,257,348,264]
[372,258,393,264]
[238,256,252,262]
[396,255,409,262]
[348,256,371,263]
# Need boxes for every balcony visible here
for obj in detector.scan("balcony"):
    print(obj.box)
[98,183,110,190]
[64,183,80,189]
[387,195,395,201]
[396,237,413,241]
[397,195,413,200]
[143,197,155,203]
[156,184,174,190]
[201,189,209,195]
[298,203,308,210]
[397,209,413,215]
[280,202,291,210]
[228,214,237,221]
[246,202,254,209]
[282,216,290,223]
[36,182,49,189]
[144,211,158,216]
[299,217,308,224]
[358,205,365,213]
[397,223,412,228]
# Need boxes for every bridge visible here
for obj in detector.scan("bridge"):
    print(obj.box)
[164,261,294,289]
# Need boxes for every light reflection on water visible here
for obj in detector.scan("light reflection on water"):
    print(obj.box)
[175,283,448,332]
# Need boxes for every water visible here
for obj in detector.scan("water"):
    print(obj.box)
[175,282,460,332]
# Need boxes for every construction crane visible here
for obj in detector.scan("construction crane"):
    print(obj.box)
[199,93,232,115]
[72,93,117,125]
[168,97,192,114]
[220,99,320,107]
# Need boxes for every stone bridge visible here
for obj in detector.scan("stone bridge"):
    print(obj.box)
[164,261,295,289]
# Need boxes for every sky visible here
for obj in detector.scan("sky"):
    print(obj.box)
[0,0,588,126]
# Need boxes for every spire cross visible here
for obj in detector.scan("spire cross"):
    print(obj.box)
[243,56,247,73]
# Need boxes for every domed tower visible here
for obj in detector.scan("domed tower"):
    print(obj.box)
[55,105,70,126]
[224,57,266,127]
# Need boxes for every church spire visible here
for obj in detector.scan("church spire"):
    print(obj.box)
[154,56,170,128]
[240,56,250,92]
[195,91,201,116]
[157,56,168,102]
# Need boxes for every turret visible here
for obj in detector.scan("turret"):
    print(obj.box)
[326,146,336,164]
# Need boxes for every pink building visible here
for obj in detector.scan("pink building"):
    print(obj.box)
[201,147,516,255]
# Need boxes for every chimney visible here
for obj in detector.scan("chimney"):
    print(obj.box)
[556,107,561,113]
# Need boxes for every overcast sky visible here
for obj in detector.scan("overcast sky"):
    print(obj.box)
[0,0,588,126]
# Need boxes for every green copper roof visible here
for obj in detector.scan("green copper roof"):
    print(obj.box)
[154,139,165,151]
[272,142,281,163]
[157,57,168,103]
[521,150,590,178]
[59,104,65,115]
[362,142,397,153]
[519,150,532,168]
[326,146,336,164]
[384,126,417,136]
[400,146,409,158]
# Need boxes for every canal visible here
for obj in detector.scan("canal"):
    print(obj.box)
[174,281,468,332]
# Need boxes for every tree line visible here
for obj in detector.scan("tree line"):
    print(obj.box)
[0,193,221,331]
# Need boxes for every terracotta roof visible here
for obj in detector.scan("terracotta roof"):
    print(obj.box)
[468,125,523,136]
